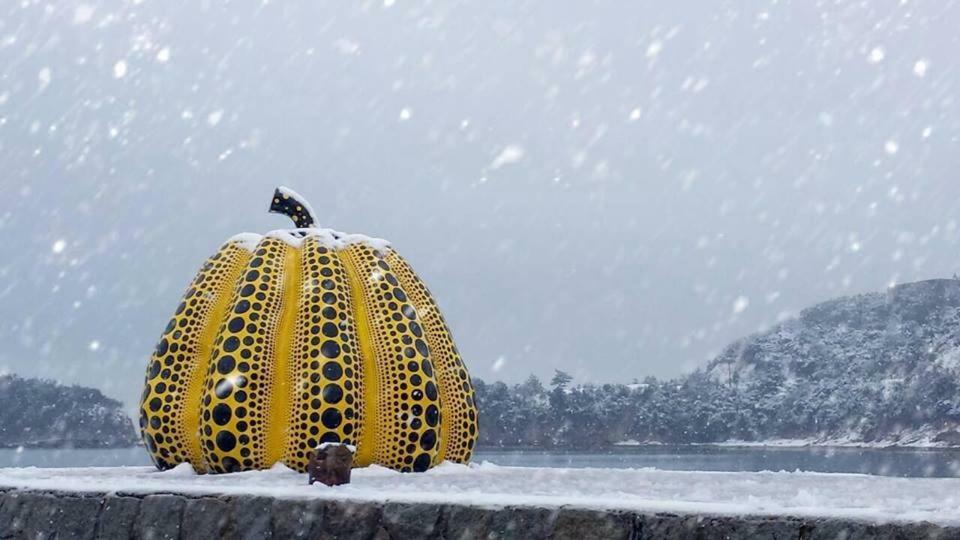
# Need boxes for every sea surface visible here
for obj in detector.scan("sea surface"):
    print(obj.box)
[2,445,959,478]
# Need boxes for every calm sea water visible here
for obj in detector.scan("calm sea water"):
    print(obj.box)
[1,446,958,478]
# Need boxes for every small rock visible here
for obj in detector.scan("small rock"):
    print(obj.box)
[309,443,354,486]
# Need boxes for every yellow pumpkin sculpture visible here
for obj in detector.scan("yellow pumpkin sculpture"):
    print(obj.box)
[139,187,478,473]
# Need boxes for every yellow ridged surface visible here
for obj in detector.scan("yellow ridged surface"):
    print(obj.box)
[386,252,479,464]
[198,237,289,472]
[339,246,381,466]
[139,242,250,470]
[340,244,442,472]
[142,229,477,474]
[265,246,300,466]
[282,237,365,471]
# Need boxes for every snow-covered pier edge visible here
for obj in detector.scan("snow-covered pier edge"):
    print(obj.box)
[0,488,955,540]
[3,463,960,538]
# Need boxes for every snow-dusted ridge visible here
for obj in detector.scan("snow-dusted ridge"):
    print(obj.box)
[226,228,392,252]
[1,463,960,525]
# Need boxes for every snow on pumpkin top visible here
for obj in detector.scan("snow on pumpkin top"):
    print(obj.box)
[226,229,392,252]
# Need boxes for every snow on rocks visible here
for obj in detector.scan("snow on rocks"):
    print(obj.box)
[317,442,357,453]
[1,464,959,525]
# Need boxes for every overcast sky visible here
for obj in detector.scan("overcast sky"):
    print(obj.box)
[1,0,959,412]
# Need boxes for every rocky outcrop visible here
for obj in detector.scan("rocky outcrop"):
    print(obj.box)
[0,488,956,539]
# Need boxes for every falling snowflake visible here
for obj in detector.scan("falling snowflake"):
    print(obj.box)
[913,59,929,77]
[867,46,885,64]
[646,40,663,59]
[37,67,51,90]
[207,109,224,126]
[491,145,525,169]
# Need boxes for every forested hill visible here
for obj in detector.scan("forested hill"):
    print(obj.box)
[474,279,960,448]
[0,375,137,448]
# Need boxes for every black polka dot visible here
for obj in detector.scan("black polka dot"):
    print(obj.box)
[323,362,343,380]
[413,453,431,472]
[409,321,423,337]
[420,429,437,451]
[425,381,438,400]
[223,336,240,352]
[425,404,439,426]
[217,356,236,375]
[322,384,343,404]
[321,340,341,359]
[415,339,429,357]
[322,323,338,337]
[212,404,232,425]
[215,379,233,399]
[234,300,251,314]
[149,397,162,412]
[216,430,237,452]
[321,408,342,429]
[228,317,244,332]
[221,456,240,472]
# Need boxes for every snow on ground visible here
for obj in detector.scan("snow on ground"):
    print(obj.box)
[2,462,960,525]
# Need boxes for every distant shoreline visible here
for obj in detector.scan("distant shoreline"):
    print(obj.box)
[478,440,960,451]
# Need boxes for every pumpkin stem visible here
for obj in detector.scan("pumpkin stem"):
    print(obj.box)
[269,186,316,228]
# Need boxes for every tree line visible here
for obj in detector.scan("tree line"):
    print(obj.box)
[471,366,960,448]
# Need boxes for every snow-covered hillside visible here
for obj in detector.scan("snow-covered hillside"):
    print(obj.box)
[707,278,960,445]
[476,279,960,448]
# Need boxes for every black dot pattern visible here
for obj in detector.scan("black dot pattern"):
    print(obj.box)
[387,252,479,464]
[340,244,442,472]
[140,230,477,474]
[269,188,315,228]
[199,237,288,473]
[139,242,250,471]
[282,236,365,471]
